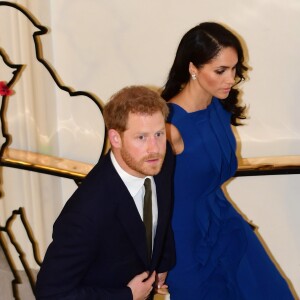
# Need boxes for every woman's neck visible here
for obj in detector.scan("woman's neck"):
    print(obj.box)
[170,83,212,112]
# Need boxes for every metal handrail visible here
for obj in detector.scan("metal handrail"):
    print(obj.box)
[1,148,300,180]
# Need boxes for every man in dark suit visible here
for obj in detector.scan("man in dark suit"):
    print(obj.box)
[36,85,175,300]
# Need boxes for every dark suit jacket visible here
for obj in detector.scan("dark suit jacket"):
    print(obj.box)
[35,145,175,300]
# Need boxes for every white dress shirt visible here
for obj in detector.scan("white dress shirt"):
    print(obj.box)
[110,152,158,248]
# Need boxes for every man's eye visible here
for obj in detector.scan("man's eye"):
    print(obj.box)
[156,132,164,138]
[138,135,145,140]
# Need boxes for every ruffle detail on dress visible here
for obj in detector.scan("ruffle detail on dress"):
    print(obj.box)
[193,191,247,299]
[197,273,242,300]
[195,189,247,279]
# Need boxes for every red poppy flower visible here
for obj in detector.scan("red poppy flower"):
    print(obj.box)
[0,81,14,96]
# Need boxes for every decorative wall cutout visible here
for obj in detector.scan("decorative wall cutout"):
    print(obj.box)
[0,207,40,299]
[0,1,106,163]
[0,2,106,298]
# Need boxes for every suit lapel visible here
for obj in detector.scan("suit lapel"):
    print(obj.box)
[105,154,149,266]
[116,190,149,266]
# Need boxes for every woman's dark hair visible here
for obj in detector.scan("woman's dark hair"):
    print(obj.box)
[161,22,248,125]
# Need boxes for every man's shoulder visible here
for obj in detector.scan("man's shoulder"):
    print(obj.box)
[67,153,115,200]
[60,153,120,217]
[82,152,114,183]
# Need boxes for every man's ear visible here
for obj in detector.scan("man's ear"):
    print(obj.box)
[108,129,122,148]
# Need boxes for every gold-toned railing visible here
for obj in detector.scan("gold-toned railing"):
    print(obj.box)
[236,155,300,176]
[1,148,300,180]
[1,148,94,181]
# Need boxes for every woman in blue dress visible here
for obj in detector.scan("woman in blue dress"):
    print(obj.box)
[161,22,294,299]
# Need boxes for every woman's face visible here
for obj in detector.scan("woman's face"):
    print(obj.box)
[192,46,238,100]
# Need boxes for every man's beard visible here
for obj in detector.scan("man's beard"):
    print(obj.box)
[120,148,165,177]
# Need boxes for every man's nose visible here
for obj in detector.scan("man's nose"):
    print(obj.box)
[147,137,159,153]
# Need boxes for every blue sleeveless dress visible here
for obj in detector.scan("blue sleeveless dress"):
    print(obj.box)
[167,99,294,300]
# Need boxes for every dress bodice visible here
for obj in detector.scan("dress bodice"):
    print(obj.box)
[167,98,237,197]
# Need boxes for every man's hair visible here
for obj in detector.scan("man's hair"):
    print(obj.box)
[103,85,169,132]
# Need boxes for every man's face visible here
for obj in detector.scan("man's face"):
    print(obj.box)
[118,111,166,178]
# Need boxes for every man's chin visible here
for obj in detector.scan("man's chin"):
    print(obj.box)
[143,164,163,176]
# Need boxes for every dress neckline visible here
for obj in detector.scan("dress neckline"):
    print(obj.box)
[168,99,214,114]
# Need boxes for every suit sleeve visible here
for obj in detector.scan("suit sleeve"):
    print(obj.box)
[35,209,132,300]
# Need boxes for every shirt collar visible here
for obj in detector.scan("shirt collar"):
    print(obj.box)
[110,151,153,198]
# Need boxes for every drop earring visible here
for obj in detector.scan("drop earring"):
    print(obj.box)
[191,74,196,80]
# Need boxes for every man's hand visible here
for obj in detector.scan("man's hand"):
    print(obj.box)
[155,272,169,295]
[127,271,156,300]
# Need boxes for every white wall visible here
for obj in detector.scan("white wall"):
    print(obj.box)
[1,0,299,297]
